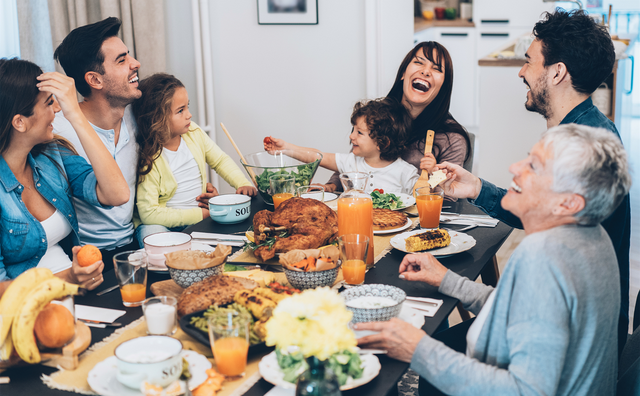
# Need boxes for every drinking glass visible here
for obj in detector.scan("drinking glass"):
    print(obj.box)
[338,234,369,285]
[296,185,325,202]
[142,296,178,335]
[269,175,296,209]
[113,250,148,307]
[415,186,444,229]
[208,312,251,379]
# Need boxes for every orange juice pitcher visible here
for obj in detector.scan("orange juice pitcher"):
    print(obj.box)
[337,172,374,267]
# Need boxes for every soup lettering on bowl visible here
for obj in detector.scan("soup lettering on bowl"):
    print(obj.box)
[209,194,252,224]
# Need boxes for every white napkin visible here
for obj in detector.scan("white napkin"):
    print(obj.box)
[75,305,126,323]
[190,232,248,247]
[403,297,443,317]
[440,213,499,227]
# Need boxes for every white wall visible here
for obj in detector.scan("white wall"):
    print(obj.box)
[164,0,413,193]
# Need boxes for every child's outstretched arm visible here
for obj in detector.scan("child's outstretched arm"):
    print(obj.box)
[420,153,437,174]
[264,136,338,172]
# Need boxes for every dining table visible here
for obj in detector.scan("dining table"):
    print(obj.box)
[0,195,512,396]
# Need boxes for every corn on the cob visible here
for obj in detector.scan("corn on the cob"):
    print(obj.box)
[405,229,451,252]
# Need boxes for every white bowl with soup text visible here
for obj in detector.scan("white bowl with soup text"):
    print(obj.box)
[208,194,251,224]
[114,336,183,389]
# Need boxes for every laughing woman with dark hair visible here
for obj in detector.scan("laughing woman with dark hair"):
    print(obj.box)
[325,42,471,192]
[0,59,129,289]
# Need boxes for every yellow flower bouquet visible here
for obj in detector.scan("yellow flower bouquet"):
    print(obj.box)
[265,287,363,385]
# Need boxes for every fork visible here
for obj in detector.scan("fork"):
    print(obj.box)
[446,224,477,232]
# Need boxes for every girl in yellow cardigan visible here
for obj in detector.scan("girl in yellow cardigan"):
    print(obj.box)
[132,73,256,247]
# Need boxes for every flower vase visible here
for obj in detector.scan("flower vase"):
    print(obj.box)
[295,356,342,396]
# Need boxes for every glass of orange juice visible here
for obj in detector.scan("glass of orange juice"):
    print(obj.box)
[338,234,369,285]
[208,311,251,379]
[269,174,296,209]
[113,250,148,307]
[415,186,444,229]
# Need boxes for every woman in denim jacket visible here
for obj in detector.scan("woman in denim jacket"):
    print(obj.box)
[0,59,129,289]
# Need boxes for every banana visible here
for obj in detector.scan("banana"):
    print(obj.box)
[0,329,13,360]
[11,277,81,364]
[0,268,54,346]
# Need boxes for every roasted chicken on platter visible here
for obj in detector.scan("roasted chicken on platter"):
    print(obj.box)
[252,197,339,261]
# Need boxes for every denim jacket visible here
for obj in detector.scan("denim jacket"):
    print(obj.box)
[0,144,106,280]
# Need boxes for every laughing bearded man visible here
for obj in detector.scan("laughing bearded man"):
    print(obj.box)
[434,9,632,356]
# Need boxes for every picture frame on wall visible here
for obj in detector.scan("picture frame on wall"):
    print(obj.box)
[257,0,318,25]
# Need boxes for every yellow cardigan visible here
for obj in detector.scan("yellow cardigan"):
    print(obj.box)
[135,123,252,228]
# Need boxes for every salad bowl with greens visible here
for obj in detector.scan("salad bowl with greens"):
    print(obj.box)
[241,150,323,205]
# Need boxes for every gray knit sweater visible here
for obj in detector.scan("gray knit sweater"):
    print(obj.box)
[411,224,620,395]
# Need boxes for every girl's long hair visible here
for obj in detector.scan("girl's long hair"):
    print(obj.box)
[0,58,77,159]
[386,42,470,161]
[132,73,185,183]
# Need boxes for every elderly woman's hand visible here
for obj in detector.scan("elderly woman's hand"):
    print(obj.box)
[355,318,426,363]
[435,162,483,200]
[399,253,448,287]
[69,246,104,290]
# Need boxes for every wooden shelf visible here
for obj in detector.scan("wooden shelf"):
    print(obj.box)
[414,17,475,33]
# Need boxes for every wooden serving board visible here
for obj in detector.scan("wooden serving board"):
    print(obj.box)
[150,279,185,299]
[40,321,92,370]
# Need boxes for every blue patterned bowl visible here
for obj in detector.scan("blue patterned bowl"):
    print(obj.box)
[340,284,406,323]
[283,262,341,290]
[167,264,223,288]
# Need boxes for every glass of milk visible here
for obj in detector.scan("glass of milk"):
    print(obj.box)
[142,296,178,335]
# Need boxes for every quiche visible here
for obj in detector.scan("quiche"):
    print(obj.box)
[373,208,408,231]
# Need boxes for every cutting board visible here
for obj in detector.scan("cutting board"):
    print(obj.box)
[150,279,185,299]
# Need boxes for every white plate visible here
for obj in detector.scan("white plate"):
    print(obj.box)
[371,192,415,211]
[373,218,414,235]
[390,229,476,257]
[87,350,211,396]
[147,243,214,272]
[259,351,381,391]
[323,192,338,202]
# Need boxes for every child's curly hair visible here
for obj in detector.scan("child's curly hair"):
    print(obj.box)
[350,98,411,162]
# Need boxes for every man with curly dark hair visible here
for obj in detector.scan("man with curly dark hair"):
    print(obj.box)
[435,8,632,357]
[264,97,419,194]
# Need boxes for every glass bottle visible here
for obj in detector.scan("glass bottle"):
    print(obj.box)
[295,356,342,396]
[337,172,374,267]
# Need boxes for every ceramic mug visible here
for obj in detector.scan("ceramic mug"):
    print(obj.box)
[143,232,192,268]
[114,336,183,389]
[208,194,251,224]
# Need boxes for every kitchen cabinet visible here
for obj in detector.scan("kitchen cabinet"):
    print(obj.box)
[414,27,477,128]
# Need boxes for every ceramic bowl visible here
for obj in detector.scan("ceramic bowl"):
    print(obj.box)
[283,262,341,290]
[114,336,183,389]
[340,284,406,323]
[241,150,323,205]
[208,194,251,224]
[143,232,192,268]
[167,264,223,289]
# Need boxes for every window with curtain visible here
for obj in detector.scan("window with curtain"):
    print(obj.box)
[0,0,20,59]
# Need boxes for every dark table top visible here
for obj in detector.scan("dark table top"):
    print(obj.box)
[1,196,512,396]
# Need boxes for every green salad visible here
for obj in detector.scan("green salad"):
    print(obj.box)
[276,349,363,386]
[370,190,404,210]
[254,161,319,193]
[189,303,262,345]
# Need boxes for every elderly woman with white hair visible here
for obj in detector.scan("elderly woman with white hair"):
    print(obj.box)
[356,124,631,396]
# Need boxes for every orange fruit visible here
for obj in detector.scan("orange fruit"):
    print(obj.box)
[34,303,75,349]
[77,244,102,267]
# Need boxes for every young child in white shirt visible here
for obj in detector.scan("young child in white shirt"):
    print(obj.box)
[264,98,419,194]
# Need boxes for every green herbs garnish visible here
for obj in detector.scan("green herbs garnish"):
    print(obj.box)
[370,190,403,210]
